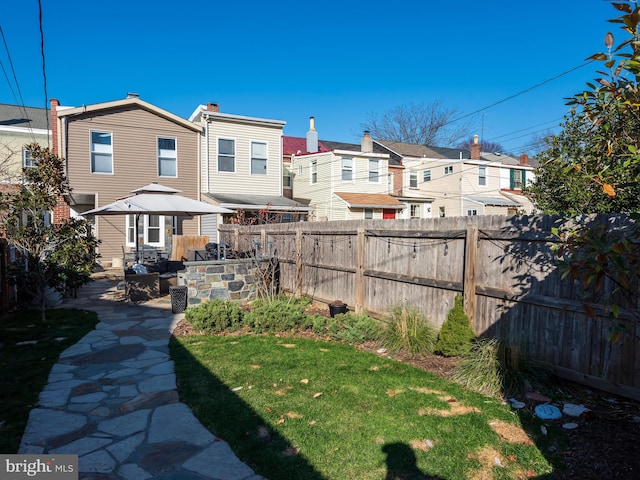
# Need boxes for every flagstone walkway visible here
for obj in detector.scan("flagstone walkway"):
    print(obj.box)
[18,272,264,480]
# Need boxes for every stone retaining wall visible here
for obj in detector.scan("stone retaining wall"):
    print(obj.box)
[181,258,271,306]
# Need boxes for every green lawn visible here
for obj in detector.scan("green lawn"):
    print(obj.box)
[171,334,553,479]
[0,308,99,453]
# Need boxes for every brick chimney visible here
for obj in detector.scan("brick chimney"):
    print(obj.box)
[306,116,318,153]
[50,98,59,155]
[519,153,529,165]
[470,134,481,160]
[361,130,373,153]
[206,102,219,112]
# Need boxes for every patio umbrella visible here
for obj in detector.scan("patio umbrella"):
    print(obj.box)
[81,183,234,261]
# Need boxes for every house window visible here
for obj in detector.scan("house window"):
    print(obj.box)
[341,157,353,181]
[91,131,113,174]
[298,164,303,175]
[364,208,373,219]
[369,158,379,183]
[127,214,136,244]
[251,141,267,175]
[438,206,445,218]
[478,166,486,186]
[467,209,478,216]
[444,165,453,175]
[409,171,418,188]
[283,167,292,188]
[158,137,177,177]
[126,214,165,247]
[410,204,420,217]
[218,138,235,172]
[423,169,431,182]
[23,147,36,168]
[311,159,317,184]
[510,168,526,189]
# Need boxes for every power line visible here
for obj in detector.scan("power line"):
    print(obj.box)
[449,60,595,126]
[38,0,49,144]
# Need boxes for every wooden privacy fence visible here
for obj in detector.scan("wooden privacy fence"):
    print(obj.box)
[219,214,640,400]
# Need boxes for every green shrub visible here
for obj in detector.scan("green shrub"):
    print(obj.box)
[244,299,307,333]
[312,313,382,345]
[379,304,438,354]
[434,295,475,357]
[452,338,555,398]
[185,299,244,333]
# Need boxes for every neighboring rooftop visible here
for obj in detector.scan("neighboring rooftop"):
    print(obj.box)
[0,103,50,131]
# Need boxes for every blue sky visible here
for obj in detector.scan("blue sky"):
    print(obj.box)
[1,0,618,154]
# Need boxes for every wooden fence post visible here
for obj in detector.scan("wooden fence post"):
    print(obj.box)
[295,227,303,298]
[355,227,365,314]
[463,225,478,331]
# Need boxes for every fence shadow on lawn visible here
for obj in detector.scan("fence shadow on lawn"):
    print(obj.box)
[168,336,326,480]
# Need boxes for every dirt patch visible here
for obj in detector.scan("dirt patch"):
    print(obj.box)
[489,419,533,445]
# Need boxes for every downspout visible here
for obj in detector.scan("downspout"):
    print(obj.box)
[204,113,209,193]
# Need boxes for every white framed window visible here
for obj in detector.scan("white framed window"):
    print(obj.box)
[23,147,36,168]
[341,157,353,181]
[423,169,431,182]
[467,209,478,216]
[218,138,235,172]
[438,206,446,218]
[478,166,487,186]
[298,164,303,175]
[283,167,292,188]
[158,137,177,177]
[251,141,267,175]
[410,204,420,217]
[311,159,317,184]
[444,165,453,175]
[409,171,418,188]
[364,208,373,219]
[369,158,379,183]
[126,214,165,247]
[91,131,113,174]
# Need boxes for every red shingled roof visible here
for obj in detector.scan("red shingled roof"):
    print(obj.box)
[283,136,331,155]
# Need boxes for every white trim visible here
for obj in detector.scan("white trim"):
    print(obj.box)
[250,140,268,175]
[157,135,178,178]
[0,125,50,135]
[90,130,114,175]
[216,136,236,173]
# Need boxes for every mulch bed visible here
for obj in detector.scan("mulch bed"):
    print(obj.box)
[172,309,640,479]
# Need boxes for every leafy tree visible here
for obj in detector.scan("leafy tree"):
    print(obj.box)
[361,100,471,147]
[0,143,99,321]
[530,2,640,324]
[528,2,640,214]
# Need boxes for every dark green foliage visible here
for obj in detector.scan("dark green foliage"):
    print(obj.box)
[434,295,475,357]
[0,144,99,320]
[185,299,244,333]
[379,304,438,354]
[311,312,382,345]
[244,299,307,333]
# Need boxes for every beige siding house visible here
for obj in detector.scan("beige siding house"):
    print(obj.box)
[190,103,308,237]
[289,128,404,221]
[53,96,202,265]
[0,104,51,183]
[375,137,536,217]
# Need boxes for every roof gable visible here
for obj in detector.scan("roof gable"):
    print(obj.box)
[57,97,201,132]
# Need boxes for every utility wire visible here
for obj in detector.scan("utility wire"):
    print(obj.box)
[449,61,595,126]
[38,0,49,144]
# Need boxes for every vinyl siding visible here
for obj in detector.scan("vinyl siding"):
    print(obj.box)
[0,129,50,180]
[61,105,200,262]
[292,152,390,221]
[205,118,282,196]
